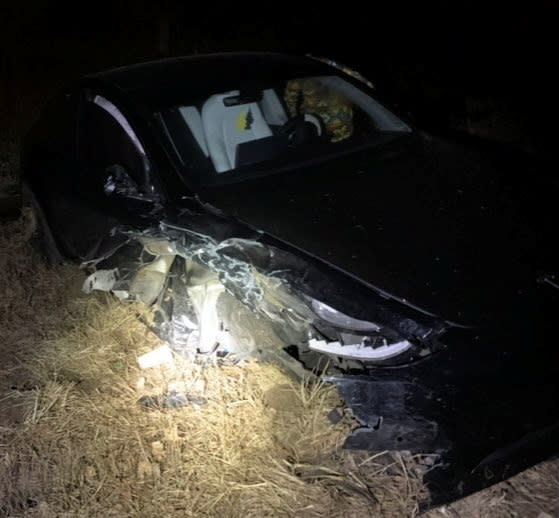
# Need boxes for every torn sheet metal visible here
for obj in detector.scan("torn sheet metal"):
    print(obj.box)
[187,281,225,353]
[325,375,449,452]
[80,213,445,369]
[83,268,118,294]
[129,254,175,305]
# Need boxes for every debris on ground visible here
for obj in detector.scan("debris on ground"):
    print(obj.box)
[137,344,175,369]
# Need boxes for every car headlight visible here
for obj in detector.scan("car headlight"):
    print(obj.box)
[253,272,414,363]
[307,298,413,361]
[310,298,381,332]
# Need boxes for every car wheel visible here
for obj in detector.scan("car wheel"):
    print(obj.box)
[21,182,64,265]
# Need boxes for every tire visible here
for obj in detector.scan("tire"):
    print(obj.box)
[21,182,64,265]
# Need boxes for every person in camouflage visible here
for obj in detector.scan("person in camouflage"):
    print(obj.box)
[284,78,354,143]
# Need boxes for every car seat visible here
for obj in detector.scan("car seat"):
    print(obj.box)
[202,91,273,172]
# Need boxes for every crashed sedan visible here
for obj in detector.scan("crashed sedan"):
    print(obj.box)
[21,52,559,509]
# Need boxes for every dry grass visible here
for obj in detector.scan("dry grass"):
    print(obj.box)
[0,216,428,517]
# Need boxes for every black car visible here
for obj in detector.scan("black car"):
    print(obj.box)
[21,52,559,510]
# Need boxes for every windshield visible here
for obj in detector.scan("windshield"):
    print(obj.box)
[157,74,411,184]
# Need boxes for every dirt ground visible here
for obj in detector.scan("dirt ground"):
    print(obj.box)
[1,151,558,516]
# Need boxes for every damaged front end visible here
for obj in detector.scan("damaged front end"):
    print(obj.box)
[81,215,458,505]
[82,218,448,375]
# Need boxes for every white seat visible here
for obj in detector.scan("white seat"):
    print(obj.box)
[260,88,288,126]
[202,90,273,173]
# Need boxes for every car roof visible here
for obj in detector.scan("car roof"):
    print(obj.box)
[87,52,331,110]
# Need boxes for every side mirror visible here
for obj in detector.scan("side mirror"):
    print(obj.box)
[103,164,157,203]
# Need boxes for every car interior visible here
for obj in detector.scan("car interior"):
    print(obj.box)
[158,75,411,177]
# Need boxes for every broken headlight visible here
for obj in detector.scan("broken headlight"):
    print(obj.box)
[307,298,413,362]
[253,272,416,365]
[310,299,381,332]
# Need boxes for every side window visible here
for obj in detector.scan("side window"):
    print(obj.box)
[78,93,149,187]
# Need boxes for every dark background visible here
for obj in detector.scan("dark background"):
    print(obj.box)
[1,1,557,158]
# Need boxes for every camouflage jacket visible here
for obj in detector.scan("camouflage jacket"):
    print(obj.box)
[284,78,353,143]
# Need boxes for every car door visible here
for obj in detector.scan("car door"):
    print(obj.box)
[58,88,162,259]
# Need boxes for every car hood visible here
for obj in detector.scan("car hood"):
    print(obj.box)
[196,134,557,325]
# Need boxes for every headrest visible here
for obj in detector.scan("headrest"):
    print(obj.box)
[202,91,272,172]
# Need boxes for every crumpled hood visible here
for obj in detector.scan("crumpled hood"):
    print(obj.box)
[196,134,557,325]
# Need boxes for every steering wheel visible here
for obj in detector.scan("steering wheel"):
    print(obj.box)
[279,114,324,146]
